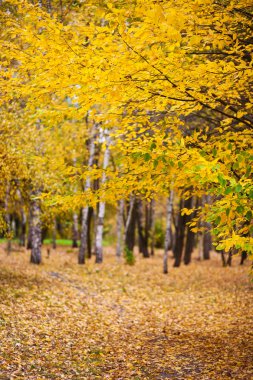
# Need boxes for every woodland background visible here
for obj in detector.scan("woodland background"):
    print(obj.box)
[0,0,253,379]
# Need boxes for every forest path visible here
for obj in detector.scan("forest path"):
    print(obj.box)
[0,246,252,379]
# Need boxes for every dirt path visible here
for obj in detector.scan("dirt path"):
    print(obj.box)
[0,247,252,379]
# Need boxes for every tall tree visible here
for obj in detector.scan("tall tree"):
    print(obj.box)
[164,190,174,274]
[79,125,96,264]
[116,199,124,258]
[30,192,42,264]
[95,132,111,263]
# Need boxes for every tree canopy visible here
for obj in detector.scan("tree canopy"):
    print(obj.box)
[0,0,252,257]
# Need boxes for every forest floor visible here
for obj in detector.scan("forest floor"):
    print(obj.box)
[0,245,252,380]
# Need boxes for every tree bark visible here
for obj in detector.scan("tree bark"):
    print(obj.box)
[240,251,247,265]
[87,207,93,258]
[164,190,174,273]
[116,199,124,258]
[203,195,212,260]
[226,249,233,266]
[136,199,149,258]
[27,208,33,250]
[198,232,203,261]
[72,212,79,248]
[203,223,212,260]
[30,194,42,264]
[183,197,195,265]
[79,125,96,264]
[221,250,227,267]
[19,209,26,247]
[95,133,110,263]
[124,196,136,252]
[149,199,155,256]
[52,218,57,249]
[17,189,26,247]
[173,197,191,267]
[4,184,12,255]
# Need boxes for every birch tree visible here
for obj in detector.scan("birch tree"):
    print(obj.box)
[95,132,111,263]
[78,125,96,264]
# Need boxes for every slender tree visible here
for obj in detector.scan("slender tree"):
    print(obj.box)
[136,198,149,258]
[164,190,174,274]
[174,197,192,267]
[95,132,111,263]
[124,196,136,253]
[30,192,42,264]
[79,125,96,264]
[116,199,124,258]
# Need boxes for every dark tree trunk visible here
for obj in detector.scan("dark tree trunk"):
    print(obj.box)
[125,197,136,252]
[183,197,195,265]
[72,212,79,248]
[41,226,48,245]
[52,218,57,249]
[4,185,11,255]
[203,225,212,260]
[87,207,93,259]
[17,189,26,247]
[184,227,195,265]
[240,251,247,265]
[164,190,174,274]
[19,209,26,247]
[92,205,98,256]
[227,249,233,266]
[149,199,155,256]
[136,199,149,258]
[27,210,33,250]
[221,250,226,267]
[116,199,124,258]
[173,197,191,268]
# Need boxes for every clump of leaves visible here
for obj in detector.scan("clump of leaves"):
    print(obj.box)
[124,247,135,265]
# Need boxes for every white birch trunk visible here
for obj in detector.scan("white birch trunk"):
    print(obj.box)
[163,190,174,274]
[95,133,111,263]
[30,192,42,264]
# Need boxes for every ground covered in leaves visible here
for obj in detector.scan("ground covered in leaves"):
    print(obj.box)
[0,246,252,380]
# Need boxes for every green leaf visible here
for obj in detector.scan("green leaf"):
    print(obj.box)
[215,216,221,225]
[246,166,251,177]
[143,153,151,162]
[235,184,242,193]
[153,159,159,169]
[246,210,252,221]
[150,142,156,151]
[218,174,226,187]
[236,205,244,214]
